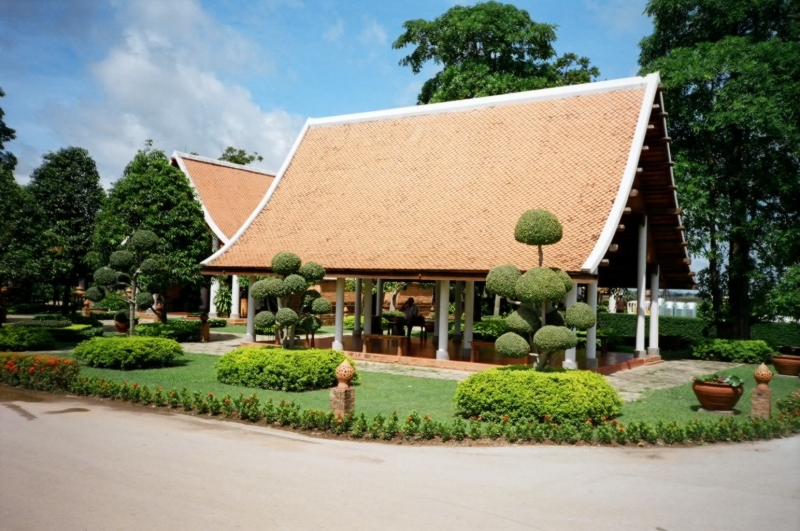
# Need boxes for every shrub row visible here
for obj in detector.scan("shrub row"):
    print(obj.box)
[1,354,80,390]
[343,315,389,330]
[170,317,228,328]
[48,324,104,343]
[6,319,73,329]
[73,336,183,369]
[691,339,774,363]
[0,327,55,351]
[216,347,357,392]
[34,313,102,327]
[135,320,201,342]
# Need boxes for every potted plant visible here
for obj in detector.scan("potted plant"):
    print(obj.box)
[692,373,745,411]
[772,347,800,376]
[113,311,130,333]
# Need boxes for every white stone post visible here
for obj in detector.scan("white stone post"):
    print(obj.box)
[433,281,440,337]
[563,285,579,369]
[375,279,383,316]
[209,277,219,318]
[353,279,362,337]
[436,280,450,360]
[244,275,255,342]
[333,278,345,351]
[585,282,598,369]
[463,281,475,355]
[636,216,648,357]
[453,281,463,340]
[648,266,660,357]
[230,275,241,319]
[363,279,373,335]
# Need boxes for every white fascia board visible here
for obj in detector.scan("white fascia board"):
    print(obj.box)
[171,151,230,246]
[201,120,312,266]
[308,76,652,128]
[172,151,278,176]
[581,72,662,274]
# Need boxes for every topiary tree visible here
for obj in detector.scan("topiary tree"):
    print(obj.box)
[249,252,331,348]
[486,209,588,369]
[84,229,165,336]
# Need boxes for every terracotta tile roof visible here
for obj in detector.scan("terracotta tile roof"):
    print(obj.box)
[205,77,663,278]
[171,154,275,243]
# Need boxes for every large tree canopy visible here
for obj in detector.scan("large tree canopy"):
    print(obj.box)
[91,141,210,291]
[639,0,800,336]
[393,1,599,104]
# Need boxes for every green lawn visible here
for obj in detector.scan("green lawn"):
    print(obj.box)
[619,364,800,424]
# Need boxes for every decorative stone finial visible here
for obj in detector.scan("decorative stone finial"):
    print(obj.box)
[754,363,773,389]
[335,360,355,389]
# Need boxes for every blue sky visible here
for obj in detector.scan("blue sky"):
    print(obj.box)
[1,0,653,185]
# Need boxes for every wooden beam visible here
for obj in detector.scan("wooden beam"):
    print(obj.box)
[600,259,610,267]
[652,103,661,110]
[641,145,650,151]
[680,242,689,247]
[644,185,678,192]
[682,258,692,265]
[608,244,619,252]
[638,162,675,171]
[651,225,685,232]
[629,188,639,198]
[617,224,625,232]
[623,207,632,215]
[648,208,682,216]
[646,137,672,145]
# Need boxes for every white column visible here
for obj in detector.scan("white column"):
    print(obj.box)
[636,216,648,357]
[375,279,383,316]
[209,277,219,318]
[363,279,373,334]
[244,275,255,342]
[333,278,345,351]
[648,266,660,357]
[463,281,475,354]
[200,287,209,311]
[353,279,362,337]
[230,275,241,319]
[453,281,463,340]
[585,282,598,369]
[436,280,450,360]
[563,285,578,369]
[433,281,440,337]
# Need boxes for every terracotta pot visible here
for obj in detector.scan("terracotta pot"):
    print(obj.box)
[692,381,744,411]
[114,320,129,334]
[772,355,800,377]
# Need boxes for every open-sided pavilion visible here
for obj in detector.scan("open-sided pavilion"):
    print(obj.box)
[202,73,694,370]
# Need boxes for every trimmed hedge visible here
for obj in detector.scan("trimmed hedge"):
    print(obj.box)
[1,354,79,391]
[472,317,508,340]
[73,336,183,369]
[6,319,72,329]
[49,324,104,343]
[135,320,200,342]
[691,339,774,364]
[0,327,55,351]
[343,315,389,330]
[216,347,357,392]
[454,367,623,423]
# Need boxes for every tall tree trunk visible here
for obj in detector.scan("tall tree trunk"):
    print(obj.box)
[708,212,724,337]
[493,295,501,317]
[728,235,752,339]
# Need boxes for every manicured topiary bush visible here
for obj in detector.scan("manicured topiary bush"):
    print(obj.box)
[691,339,773,364]
[135,320,201,342]
[485,264,521,299]
[534,325,578,353]
[495,332,532,359]
[514,209,562,247]
[0,327,55,351]
[271,252,302,276]
[73,336,183,369]
[0,354,80,390]
[254,311,276,329]
[565,302,597,331]
[454,367,623,423]
[215,346,357,392]
[7,319,72,329]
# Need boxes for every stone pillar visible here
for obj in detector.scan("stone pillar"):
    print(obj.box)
[362,279,373,335]
[330,360,355,418]
[648,266,660,357]
[563,285,578,369]
[433,281,440,337]
[244,275,256,342]
[585,282,598,369]
[463,281,475,355]
[453,281,463,340]
[751,363,773,419]
[635,216,648,358]
[375,279,383,316]
[353,279,362,337]
[209,277,219,318]
[436,280,450,360]
[230,275,241,319]
[333,277,345,351]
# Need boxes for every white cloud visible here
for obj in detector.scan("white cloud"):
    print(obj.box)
[396,81,422,106]
[46,0,302,184]
[585,0,650,35]
[359,17,387,46]
[324,18,345,42]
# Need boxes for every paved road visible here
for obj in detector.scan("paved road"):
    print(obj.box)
[1,391,798,531]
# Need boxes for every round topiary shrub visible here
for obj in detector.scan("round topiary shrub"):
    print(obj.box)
[283,274,308,295]
[514,267,567,304]
[72,336,183,369]
[533,325,578,352]
[85,286,105,302]
[109,250,136,272]
[275,308,299,326]
[495,332,531,359]
[298,262,325,283]
[551,268,573,293]
[514,209,563,246]
[565,302,596,331]
[0,327,56,352]
[302,289,320,307]
[271,252,302,276]
[505,307,541,336]
[114,310,129,323]
[135,291,153,310]
[128,230,159,252]
[94,266,118,286]
[139,258,162,274]
[254,310,276,329]
[454,367,623,423]
[311,297,333,315]
[215,347,357,392]
[250,277,287,299]
[486,264,521,299]
[298,316,322,333]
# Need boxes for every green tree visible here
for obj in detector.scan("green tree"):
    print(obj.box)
[393,1,599,104]
[639,0,800,338]
[0,87,16,171]
[28,147,105,313]
[219,146,263,165]
[91,141,211,295]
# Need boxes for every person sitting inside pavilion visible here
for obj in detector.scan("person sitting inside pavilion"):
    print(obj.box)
[402,297,422,338]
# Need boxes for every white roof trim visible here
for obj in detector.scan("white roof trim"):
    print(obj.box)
[171,151,230,245]
[172,151,278,177]
[308,75,652,128]
[581,72,662,274]
[202,121,312,266]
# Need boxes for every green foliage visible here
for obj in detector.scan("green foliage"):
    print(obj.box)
[514,209,563,246]
[310,297,332,315]
[505,307,540,336]
[254,311,276,329]
[297,316,322,333]
[215,347,357,392]
[219,146,263,165]
[0,327,55,351]
[691,339,773,364]
[515,267,566,304]
[113,311,129,323]
[48,324,103,343]
[393,1,599,104]
[298,262,325,283]
[551,268,573,293]
[250,277,286,299]
[283,274,308,295]
[275,308,298,327]
[94,266,118,287]
[84,286,105,303]
[0,354,79,391]
[454,367,622,423]
[343,315,389,330]
[495,332,531,359]
[6,319,72,329]
[271,252,302,276]
[752,323,800,348]
[135,320,201,342]
[485,264,521,299]
[135,291,153,310]
[214,283,232,316]
[73,336,183,369]
[139,258,161,275]
[109,250,136,272]
[565,302,596,331]
[533,325,577,352]
[472,316,508,340]
[92,292,128,311]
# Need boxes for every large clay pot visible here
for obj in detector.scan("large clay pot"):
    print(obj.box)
[114,320,129,334]
[692,381,744,411]
[772,355,800,377]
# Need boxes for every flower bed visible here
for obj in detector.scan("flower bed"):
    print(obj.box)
[1,354,80,390]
